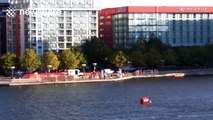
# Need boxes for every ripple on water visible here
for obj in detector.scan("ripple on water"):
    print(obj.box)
[0,76,213,120]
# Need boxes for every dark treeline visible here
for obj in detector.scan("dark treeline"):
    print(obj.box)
[0,37,213,75]
[81,37,213,69]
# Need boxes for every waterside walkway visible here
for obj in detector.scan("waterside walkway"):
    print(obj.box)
[1,68,213,86]
[0,73,175,86]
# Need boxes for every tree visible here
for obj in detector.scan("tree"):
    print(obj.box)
[0,53,16,72]
[205,45,213,66]
[162,49,177,65]
[19,49,41,72]
[190,46,210,66]
[81,37,112,67]
[144,48,161,67]
[111,51,127,68]
[147,37,170,52]
[130,50,146,67]
[73,50,87,68]
[176,47,192,65]
[43,51,60,70]
[58,49,79,69]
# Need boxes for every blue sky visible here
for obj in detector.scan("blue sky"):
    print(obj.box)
[94,0,213,8]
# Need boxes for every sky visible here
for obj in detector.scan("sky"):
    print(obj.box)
[94,0,213,8]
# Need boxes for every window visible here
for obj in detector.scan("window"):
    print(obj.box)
[92,11,96,15]
[31,23,36,29]
[66,23,72,29]
[66,43,72,48]
[58,17,64,22]
[58,37,64,42]
[66,30,72,35]
[58,30,64,35]
[66,11,72,15]
[106,16,111,19]
[31,37,36,42]
[58,43,64,48]
[67,37,72,42]
[187,14,189,18]
[31,30,36,35]
[193,38,196,44]
[38,30,41,35]
[59,24,64,29]
[192,14,195,19]
[66,17,72,22]
[173,14,175,18]
[31,17,36,22]
[173,38,176,44]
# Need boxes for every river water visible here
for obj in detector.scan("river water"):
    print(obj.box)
[0,76,213,120]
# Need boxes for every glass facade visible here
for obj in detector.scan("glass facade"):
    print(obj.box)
[113,12,213,47]
[99,7,213,48]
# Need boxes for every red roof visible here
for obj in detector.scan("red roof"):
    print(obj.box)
[100,6,213,14]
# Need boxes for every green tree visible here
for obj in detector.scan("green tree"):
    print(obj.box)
[73,50,87,68]
[130,40,147,67]
[130,50,146,67]
[43,51,60,70]
[81,37,112,67]
[176,47,192,65]
[0,53,16,72]
[144,48,161,67]
[59,49,79,69]
[162,49,177,65]
[111,51,127,68]
[19,49,41,72]
[205,45,213,65]
[147,37,170,52]
[191,46,210,66]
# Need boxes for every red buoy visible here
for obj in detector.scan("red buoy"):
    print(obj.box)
[140,97,151,104]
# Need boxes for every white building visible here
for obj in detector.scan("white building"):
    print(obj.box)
[7,0,99,56]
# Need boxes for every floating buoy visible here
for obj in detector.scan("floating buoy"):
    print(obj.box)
[140,97,151,104]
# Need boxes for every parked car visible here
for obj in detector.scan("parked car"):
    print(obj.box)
[67,69,83,76]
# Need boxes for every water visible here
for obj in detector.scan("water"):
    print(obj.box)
[0,76,213,120]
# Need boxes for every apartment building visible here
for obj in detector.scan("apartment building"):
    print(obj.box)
[6,0,98,56]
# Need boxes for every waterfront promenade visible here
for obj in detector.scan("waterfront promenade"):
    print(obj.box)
[0,68,213,86]
[0,73,174,86]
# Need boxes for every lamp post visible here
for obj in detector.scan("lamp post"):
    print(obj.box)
[105,57,108,68]
[47,64,52,73]
[93,63,97,72]
[82,63,86,74]
[161,59,165,66]
[160,59,165,66]
[128,61,132,65]
[10,66,15,79]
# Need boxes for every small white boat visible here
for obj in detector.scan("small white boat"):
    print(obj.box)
[173,73,185,78]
